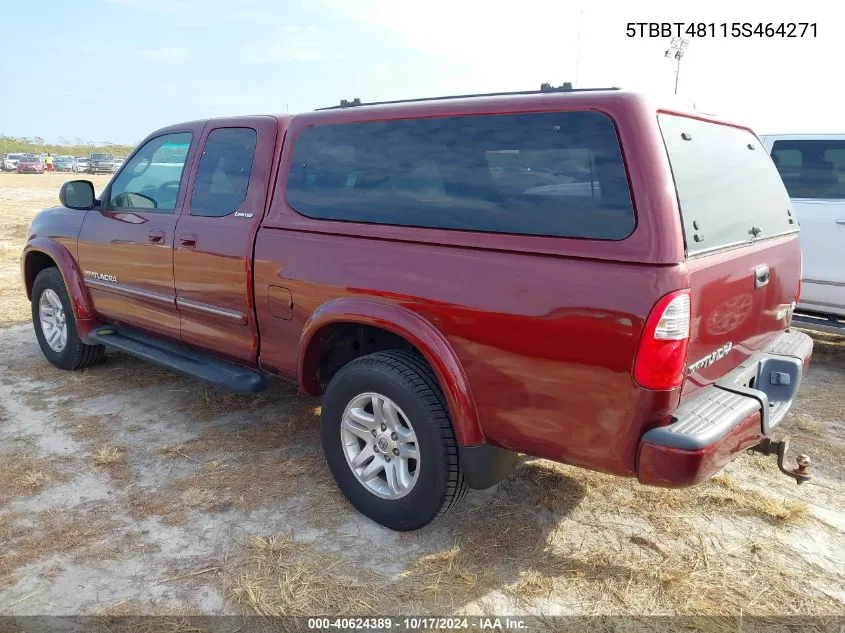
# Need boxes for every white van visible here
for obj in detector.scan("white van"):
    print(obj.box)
[761,134,845,326]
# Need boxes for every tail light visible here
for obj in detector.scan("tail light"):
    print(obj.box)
[633,289,691,390]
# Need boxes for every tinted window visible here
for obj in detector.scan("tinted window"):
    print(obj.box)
[109,133,192,212]
[285,111,635,240]
[659,115,796,255]
[190,127,257,217]
[771,139,845,200]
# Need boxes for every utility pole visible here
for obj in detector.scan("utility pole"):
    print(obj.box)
[664,37,689,95]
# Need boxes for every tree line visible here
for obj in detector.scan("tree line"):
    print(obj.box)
[0,135,136,157]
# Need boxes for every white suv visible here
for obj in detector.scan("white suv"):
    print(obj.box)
[2,153,23,171]
[762,134,845,326]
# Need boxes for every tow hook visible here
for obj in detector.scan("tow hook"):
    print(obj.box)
[747,437,812,484]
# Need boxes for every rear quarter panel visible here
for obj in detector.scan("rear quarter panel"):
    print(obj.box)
[254,232,688,475]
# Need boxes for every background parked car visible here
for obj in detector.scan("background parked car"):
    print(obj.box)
[16,155,44,174]
[2,153,23,171]
[53,156,75,172]
[113,156,125,170]
[73,157,88,172]
[87,152,115,174]
[762,133,845,327]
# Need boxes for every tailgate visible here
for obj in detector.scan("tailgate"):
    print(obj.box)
[684,235,801,397]
[658,114,801,399]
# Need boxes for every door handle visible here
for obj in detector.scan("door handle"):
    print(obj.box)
[836,219,845,225]
[754,264,770,289]
[148,229,165,244]
[179,234,197,248]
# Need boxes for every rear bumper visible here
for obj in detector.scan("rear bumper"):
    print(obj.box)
[637,329,813,487]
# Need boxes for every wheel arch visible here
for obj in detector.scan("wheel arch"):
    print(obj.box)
[298,298,484,446]
[23,239,97,324]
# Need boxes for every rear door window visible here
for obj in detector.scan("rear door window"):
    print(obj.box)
[190,127,258,217]
[659,114,796,255]
[771,139,845,200]
[285,111,635,240]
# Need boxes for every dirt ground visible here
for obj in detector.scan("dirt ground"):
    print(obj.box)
[1,172,844,621]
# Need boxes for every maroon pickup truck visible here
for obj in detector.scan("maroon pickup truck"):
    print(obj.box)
[21,89,813,530]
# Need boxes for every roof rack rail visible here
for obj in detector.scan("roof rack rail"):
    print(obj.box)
[317,84,621,111]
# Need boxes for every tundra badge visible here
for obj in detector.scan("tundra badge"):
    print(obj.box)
[688,342,733,373]
[84,271,117,283]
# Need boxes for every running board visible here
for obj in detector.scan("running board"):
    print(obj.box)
[88,326,266,393]
[792,313,845,335]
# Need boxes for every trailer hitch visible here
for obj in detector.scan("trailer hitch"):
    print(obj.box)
[748,437,812,484]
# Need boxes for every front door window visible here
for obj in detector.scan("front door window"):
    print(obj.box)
[109,133,192,212]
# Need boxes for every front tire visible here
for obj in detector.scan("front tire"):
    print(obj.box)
[321,350,468,530]
[31,268,104,370]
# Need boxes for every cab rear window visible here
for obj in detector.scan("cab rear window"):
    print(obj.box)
[659,114,797,255]
[285,111,636,240]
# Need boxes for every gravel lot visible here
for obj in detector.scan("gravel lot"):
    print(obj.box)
[1,172,844,623]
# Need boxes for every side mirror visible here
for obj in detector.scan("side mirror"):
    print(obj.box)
[59,180,96,210]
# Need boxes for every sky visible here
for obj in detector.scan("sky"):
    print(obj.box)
[0,0,841,145]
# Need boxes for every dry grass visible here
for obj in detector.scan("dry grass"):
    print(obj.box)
[0,353,179,410]
[159,443,192,460]
[515,459,809,532]
[131,450,329,522]
[126,489,186,526]
[229,532,383,616]
[805,330,845,362]
[0,503,120,588]
[514,569,554,600]
[217,453,839,618]
[154,417,312,461]
[0,453,65,505]
[552,537,841,616]
[93,446,126,467]
[702,474,810,523]
[176,389,270,422]
[795,413,827,436]
[91,446,132,486]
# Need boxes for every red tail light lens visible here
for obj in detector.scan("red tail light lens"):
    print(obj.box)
[634,289,691,390]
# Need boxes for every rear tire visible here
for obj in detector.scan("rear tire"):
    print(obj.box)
[321,350,468,530]
[31,268,104,370]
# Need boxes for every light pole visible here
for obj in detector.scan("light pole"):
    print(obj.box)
[664,37,689,95]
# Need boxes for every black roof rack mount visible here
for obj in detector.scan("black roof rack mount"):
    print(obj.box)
[317,84,621,111]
